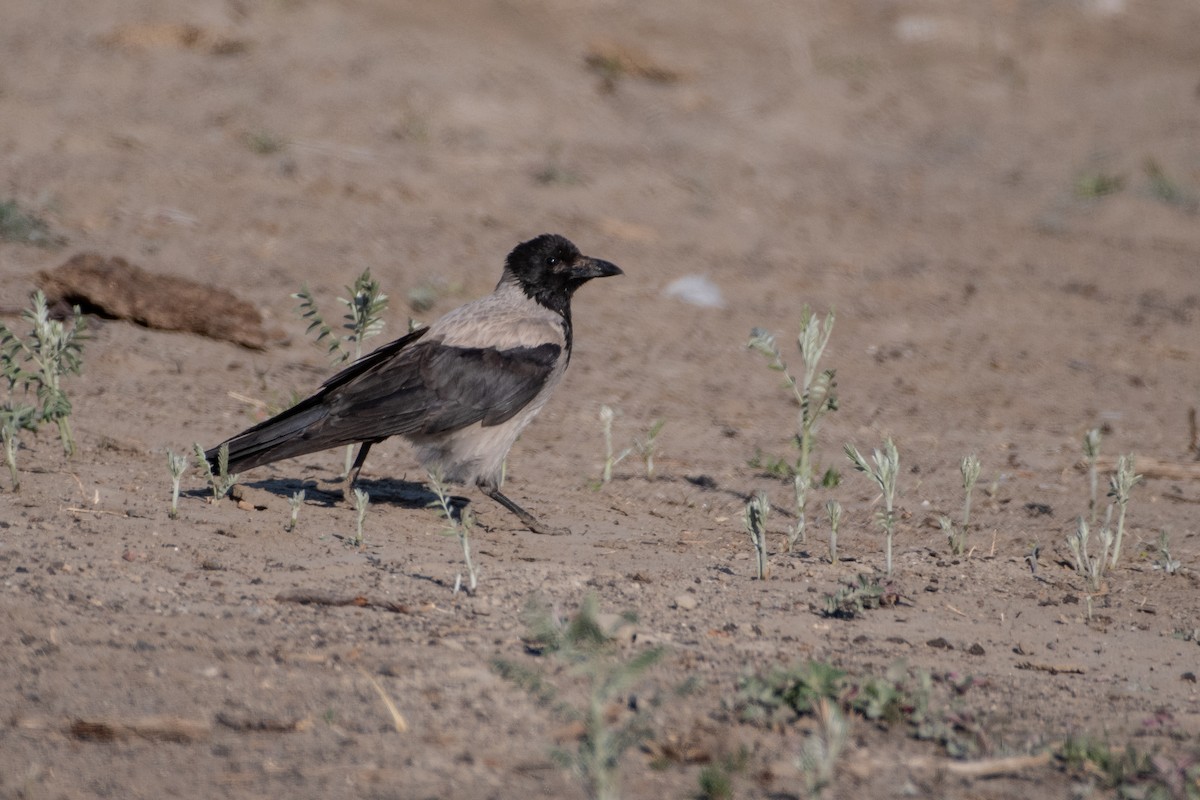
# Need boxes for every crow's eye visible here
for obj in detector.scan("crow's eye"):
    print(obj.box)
[545,256,559,266]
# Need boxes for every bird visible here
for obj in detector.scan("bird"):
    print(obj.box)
[205,233,622,535]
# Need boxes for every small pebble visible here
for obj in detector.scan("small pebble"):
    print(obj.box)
[673,594,698,611]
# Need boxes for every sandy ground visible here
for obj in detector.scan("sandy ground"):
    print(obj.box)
[3,1,1200,798]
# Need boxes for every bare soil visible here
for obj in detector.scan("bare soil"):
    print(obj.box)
[3,1,1200,798]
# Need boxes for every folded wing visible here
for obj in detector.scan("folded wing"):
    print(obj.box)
[208,326,561,473]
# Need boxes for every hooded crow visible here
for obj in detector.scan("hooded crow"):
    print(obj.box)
[205,233,622,535]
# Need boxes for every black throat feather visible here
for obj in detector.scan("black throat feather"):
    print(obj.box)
[523,282,573,362]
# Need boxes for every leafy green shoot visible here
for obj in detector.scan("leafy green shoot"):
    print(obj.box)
[492,594,664,800]
[166,449,189,518]
[285,489,305,532]
[845,438,900,576]
[428,470,478,594]
[743,491,770,580]
[192,442,239,500]
[352,487,369,547]
[748,307,837,551]
[1,290,88,455]
[1,403,39,491]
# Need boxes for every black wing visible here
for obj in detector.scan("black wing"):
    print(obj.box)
[208,327,560,473]
[206,327,431,470]
[325,339,562,440]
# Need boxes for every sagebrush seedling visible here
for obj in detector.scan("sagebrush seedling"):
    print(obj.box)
[492,594,664,800]
[1153,531,1181,575]
[825,499,842,565]
[293,268,389,476]
[743,490,770,580]
[166,449,188,518]
[193,442,238,500]
[797,698,849,799]
[351,487,369,547]
[598,405,665,485]
[1083,428,1102,525]
[285,489,305,532]
[748,307,837,551]
[0,403,38,491]
[941,454,981,556]
[1,289,87,457]
[1067,512,1112,620]
[428,470,478,594]
[1107,454,1141,568]
[845,438,900,576]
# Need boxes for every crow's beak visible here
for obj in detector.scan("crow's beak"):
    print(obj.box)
[573,257,623,280]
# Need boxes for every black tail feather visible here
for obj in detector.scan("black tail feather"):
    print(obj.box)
[204,326,431,476]
[205,402,331,475]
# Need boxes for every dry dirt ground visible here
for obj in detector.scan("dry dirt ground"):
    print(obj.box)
[3,1,1200,798]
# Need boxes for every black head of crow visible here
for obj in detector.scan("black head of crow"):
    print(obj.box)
[205,233,622,535]
[505,233,623,318]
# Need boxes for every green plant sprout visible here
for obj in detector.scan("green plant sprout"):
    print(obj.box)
[825,499,842,565]
[1,403,38,491]
[285,489,305,532]
[1067,512,1112,619]
[731,660,846,727]
[748,307,837,551]
[733,661,979,760]
[845,438,900,577]
[633,419,664,479]
[696,749,748,800]
[1154,531,1181,575]
[940,454,981,556]
[351,487,370,547]
[598,405,665,484]
[293,269,389,476]
[822,573,885,619]
[1144,158,1200,213]
[0,199,64,247]
[166,449,188,518]
[1106,454,1141,568]
[193,442,239,500]
[1083,428,1102,525]
[1074,171,1124,199]
[599,405,623,484]
[293,269,389,365]
[428,470,478,594]
[744,491,770,580]
[492,594,664,800]
[1,290,87,456]
[244,130,288,155]
[797,697,849,799]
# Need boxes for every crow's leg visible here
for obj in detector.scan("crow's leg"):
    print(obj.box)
[342,441,375,502]
[480,485,570,536]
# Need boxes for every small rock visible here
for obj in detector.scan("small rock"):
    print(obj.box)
[673,594,698,611]
[663,275,725,308]
[927,637,952,650]
[967,643,986,656]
